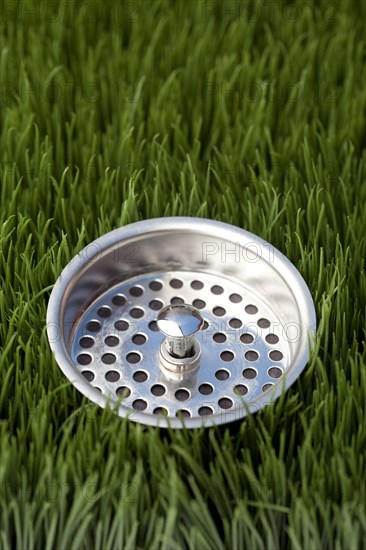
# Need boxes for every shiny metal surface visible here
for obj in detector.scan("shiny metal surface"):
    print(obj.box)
[157,304,203,359]
[159,331,201,381]
[46,217,317,428]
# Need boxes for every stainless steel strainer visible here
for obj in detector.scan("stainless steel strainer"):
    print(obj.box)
[47,217,316,428]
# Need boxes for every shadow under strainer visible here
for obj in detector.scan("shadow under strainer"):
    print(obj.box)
[80,336,94,348]
[77,353,92,365]
[193,299,206,309]
[132,334,147,345]
[153,407,168,416]
[133,370,148,382]
[199,383,213,395]
[105,370,120,382]
[148,320,158,331]
[243,368,257,379]
[129,286,144,297]
[133,399,147,411]
[191,280,204,290]
[245,304,258,314]
[266,333,279,344]
[102,353,116,365]
[126,352,141,364]
[175,389,190,401]
[170,278,183,289]
[171,296,185,305]
[176,409,191,418]
[105,335,119,347]
[97,306,112,318]
[112,294,126,306]
[234,384,248,396]
[218,397,233,409]
[211,285,224,295]
[149,280,163,291]
[115,320,129,331]
[213,332,226,343]
[86,320,101,332]
[116,386,131,398]
[198,406,213,417]
[151,384,166,396]
[130,308,144,318]
[149,300,164,311]
[215,369,230,380]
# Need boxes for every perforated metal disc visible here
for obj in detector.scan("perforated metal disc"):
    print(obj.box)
[47,217,316,428]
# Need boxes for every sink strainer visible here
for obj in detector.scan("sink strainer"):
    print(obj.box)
[47,217,316,428]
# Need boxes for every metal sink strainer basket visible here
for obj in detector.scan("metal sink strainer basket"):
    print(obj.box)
[47,217,316,428]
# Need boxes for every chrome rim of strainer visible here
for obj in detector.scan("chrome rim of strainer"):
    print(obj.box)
[46,217,316,428]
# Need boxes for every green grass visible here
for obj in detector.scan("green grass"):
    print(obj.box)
[1,0,366,547]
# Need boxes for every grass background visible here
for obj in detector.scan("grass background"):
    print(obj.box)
[1,0,366,547]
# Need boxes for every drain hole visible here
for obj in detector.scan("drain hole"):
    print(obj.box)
[153,407,168,416]
[132,334,147,345]
[148,320,158,332]
[245,304,258,314]
[266,333,279,344]
[175,389,190,401]
[151,384,166,396]
[171,296,184,305]
[133,370,148,382]
[149,300,163,311]
[193,299,206,309]
[82,370,94,381]
[170,278,183,289]
[191,280,204,290]
[130,307,144,318]
[229,318,242,329]
[215,369,230,380]
[116,386,131,398]
[269,350,283,361]
[262,383,274,392]
[115,320,129,331]
[129,286,144,297]
[133,399,147,411]
[213,306,226,317]
[234,384,248,396]
[220,351,234,362]
[243,368,257,379]
[149,280,163,291]
[218,397,233,409]
[80,336,94,349]
[102,353,116,365]
[126,352,141,364]
[245,350,259,362]
[112,294,126,306]
[105,370,120,382]
[229,293,242,303]
[202,320,209,330]
[86,320,101,333]
[268,367,282,378]
[240,333,254,344]
[211,285,224,295]
[198,406,213,417]
[258,318,270,328]
[105,336,119,347]
[199,383,213,395]
[176,409,191,418]
[213,333,227,343]
[77,353,92,365]
[97,306,112,318]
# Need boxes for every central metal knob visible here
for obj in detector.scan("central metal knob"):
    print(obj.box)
[157,304,204,378]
